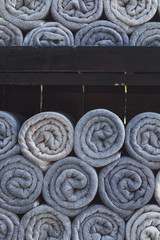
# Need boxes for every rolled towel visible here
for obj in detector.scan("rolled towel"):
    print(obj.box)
[23,22,74,46]
[17,204,71,240]
[98,156,155,220]
[126,204,160,240]
[0,208,19,240]
[0,18,23,46]
[130,22,160,46]
[103,0,158,34]
[125,112,160,170]
[18,111,74,171]
[42,156,98,217]
[0,155,43,214]
[75,20,129,46]
[51,0,103,31]
[74,109,125,168]
[72,204,125,240]
[0,0,52,31]
[154,171,160,206]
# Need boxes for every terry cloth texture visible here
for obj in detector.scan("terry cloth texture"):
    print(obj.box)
[23,22,74,46]
[126,204,160,240]
[51,0,103,30]
[98,156,155,221]
[0,0,52,31]
[75,20,129,46]
[103,0,158,34]
[72,204,125,240]
[18,111,74,171]
[17,204,71,240]
[0,208,19,240]
[130,22,160,46]
[74,109,125,168]
[125,112,160,170]
[42,156,98,217]
[0,155,43,214]
[154,171,160,205]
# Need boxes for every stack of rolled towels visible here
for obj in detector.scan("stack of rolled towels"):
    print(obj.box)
[1,108,160,239]
[0,0,160,46]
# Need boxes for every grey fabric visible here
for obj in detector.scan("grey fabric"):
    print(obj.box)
[72,204,125,240]
[154,171,160,205]
[51,0,103,30]
[0,208,19,240]
[126,204,160,240]
[98,156,155,221]
[125,112,160,170]
[0,0,52,31]
[103,0,158,34]
[75,20,129,46]
[23,22,74,46]
[42,156,98,217]
[17,204,71,240]
[130,22,160,46]
[18,111,74,171]
[74,109,125,168]
[0,155,43,214]
[0,18,23,46]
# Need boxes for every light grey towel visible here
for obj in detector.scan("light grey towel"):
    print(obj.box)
[74,109,125,168]
[126,204,160,240]
[42,156,98,217]
[130,22,160,46]
[0,155,43,214]
[75,20,129,46]
[103,0,158,34]
[51,0,103,30]
[17,204,71,240]
[99,156,155,221]
[23,22,74,46]
[0,0,52,31]
[72,204,125,240]
[154,171,160,206]
[0,18,23,46]
[18,112,74,171]
[125,112,160,170]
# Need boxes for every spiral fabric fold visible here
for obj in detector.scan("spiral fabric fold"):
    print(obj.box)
[75,20,129,46]
[154,171,160,205]
[17,204,71,240]
[74,109,125,168]
[72,204,125,240]
[99,156,155,220]
[0,155,43,214]
[18,112,74,171]
[42,156,98,217]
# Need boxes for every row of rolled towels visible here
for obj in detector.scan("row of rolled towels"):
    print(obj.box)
[0,0,160,46]
[1,109,160,239]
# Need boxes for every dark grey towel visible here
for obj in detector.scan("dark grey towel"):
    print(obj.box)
[99,156,155,220]
[72,204,125,240]
[74,109,125,168]
[42,156,98,217]
[0,155,43,214]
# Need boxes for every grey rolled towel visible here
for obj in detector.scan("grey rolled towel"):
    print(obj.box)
[17,204,71,240]
[51,0,103,30]
[72,204,125,240]
[154,171,160,206]
[98,156,155,220]
[0,18,23,46]
[23,22,74,46]
[0,155,43,214]
[18,112,74,171]
[42,156,98,217]
[74,109,125,168]
[126,204,160,240]
[103,0,158,34]
[0,0,52,31]
[75,20,129,46]
[0,208,19,240]
[125,112,160,170]
[130,22,160,46]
